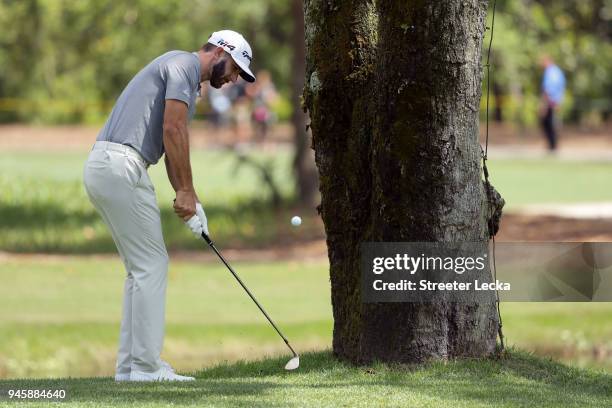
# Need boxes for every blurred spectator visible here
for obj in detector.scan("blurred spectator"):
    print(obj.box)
[246,70,278,143]
[207,85,232,128]
[226,80,251,146]
[205,72,279,148]
[539,55,566,151]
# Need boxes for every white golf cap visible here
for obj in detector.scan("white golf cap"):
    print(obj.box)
[207,30,256,83]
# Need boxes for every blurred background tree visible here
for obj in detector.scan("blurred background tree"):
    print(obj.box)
[0,0,294,123]
[488,0,612,127]
[0,0,609,126]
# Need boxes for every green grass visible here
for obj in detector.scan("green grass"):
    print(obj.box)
[1,256,611,380]
[2,148,612,387]
[1,150,611,252]
[0,256,332,379]
[0,350,610,407]
[0,147,322,253]
[487,158,612,209]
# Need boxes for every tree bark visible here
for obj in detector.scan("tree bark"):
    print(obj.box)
[304,0,500,364]
[291,0,319,206]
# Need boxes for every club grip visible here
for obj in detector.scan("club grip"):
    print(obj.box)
[201,232,213,245]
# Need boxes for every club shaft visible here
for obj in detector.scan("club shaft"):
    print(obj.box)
[203,233,298,358]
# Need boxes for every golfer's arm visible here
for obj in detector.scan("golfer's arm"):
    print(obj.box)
[163,99,194,194]
[164,155,181,192]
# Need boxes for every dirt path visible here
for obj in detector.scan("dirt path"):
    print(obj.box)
[479,122,612,149]
[2,213,610,264]
[0,122,295,151]
[1,122,610,153]
[0,239,329,263]
[497,213,612,242]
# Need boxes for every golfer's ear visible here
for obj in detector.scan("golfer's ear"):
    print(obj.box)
[163,99,188,133]
[213,46,225,59]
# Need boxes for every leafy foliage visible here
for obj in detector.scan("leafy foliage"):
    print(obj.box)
[0,0,293,123]
[0,0,609,125]
[486,0,612,125]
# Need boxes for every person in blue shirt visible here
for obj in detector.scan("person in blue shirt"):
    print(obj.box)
[539,55,566,151]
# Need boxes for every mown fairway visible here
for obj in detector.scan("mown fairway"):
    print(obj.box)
[1,148,611,252]
[1,256,611,379]
[0,147,308,253]
[1,147,611,379]
[0,350,611,408]
[0,256,332,378]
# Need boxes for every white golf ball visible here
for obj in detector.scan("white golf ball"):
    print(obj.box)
[291,216,302,227]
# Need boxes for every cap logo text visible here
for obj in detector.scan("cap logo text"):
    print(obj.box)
[217,40,235,51]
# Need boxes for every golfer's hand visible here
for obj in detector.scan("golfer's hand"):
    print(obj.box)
[195,202,209,236]
[174,190,197,219]
[185,202,209,238]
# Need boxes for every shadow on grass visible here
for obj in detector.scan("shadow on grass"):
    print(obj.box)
[0,203,99,229]
[1,349,609,406]
[0,199,323,253]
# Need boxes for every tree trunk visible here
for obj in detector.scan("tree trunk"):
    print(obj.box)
[291,0,319,206]
[304,0,500,364]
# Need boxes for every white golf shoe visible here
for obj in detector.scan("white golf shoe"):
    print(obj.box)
[115,360,192,382]
[129,365,195,382]
[114,372,131,382]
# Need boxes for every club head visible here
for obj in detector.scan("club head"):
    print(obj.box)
[284,356,300,371]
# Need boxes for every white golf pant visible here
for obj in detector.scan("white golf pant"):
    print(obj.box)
[83,141,167,374]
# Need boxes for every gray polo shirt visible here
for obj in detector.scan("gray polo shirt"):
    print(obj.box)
[96,50,201,165]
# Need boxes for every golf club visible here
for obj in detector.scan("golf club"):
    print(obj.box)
[200,231,300,371]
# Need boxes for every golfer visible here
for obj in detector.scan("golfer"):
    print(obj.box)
[83,30,256,382]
